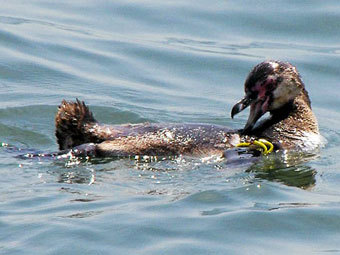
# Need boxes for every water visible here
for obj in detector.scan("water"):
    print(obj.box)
[1,0,340,254]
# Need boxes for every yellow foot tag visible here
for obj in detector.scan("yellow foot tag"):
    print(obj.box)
[236,139,274,155]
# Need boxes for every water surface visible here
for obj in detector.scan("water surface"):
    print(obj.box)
[1,0,340,254]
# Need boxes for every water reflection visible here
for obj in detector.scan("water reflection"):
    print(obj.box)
[247,151,318,189]
[10,140,319,190]
[49,149,319,190]
[54,165,95,185]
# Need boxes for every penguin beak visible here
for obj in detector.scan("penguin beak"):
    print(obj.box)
[231,96,266,135]
[231,97,252,119]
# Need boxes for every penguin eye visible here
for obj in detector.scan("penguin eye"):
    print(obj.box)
[276,76,283,83]
[265,77,279,91]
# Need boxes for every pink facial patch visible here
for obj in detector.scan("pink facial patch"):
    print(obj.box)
[261,96,270,112]
[253,81,267,99]
[253,78,276,99]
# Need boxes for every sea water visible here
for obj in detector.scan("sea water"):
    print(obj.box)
[1,1,340,254]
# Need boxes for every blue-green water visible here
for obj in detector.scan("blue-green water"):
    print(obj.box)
[1,1,340,254]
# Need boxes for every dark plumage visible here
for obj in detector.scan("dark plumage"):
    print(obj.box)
[55,61,321,157]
